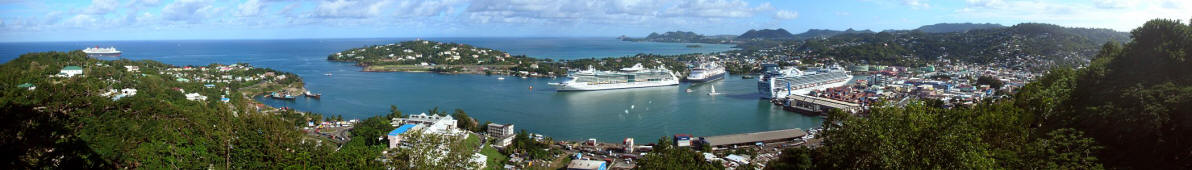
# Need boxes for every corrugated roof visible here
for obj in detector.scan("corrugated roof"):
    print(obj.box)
[703,128,806,146]
[566,160,606,170]
[63,66,82,70]
[388,124,418,136]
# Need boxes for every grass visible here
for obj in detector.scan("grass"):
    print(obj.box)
[464,133,481,149]
[481,145,508,170]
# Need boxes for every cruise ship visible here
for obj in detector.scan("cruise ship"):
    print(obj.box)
[685,61,726,82]
[550,63,680,91]
[758,64,852,99]
[83,46,121,57]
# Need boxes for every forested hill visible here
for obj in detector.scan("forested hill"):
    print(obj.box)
[764,18,1191,170]
[621,31,732,44]
[799,23,1130,66]
[736,28,795,40]
[327,40,519,66]
[0,51,337,168]
[915,23,1006,33]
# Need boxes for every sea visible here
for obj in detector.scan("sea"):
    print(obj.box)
[0,37,823,142]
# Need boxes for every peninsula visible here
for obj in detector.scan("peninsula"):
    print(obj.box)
[327,40,562,76]
[327,40,697,77]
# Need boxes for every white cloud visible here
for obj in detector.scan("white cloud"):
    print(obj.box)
[312,0,392,19]
[775,10,798,20]
[956,0,1192,31]
[1093,0,1136,9]
[903,0,929,9]
[662,0,773,18]
[84,0,120,15]
[238,0,265,17]
[464,0,772,25]
[161,0,219,23]
[392,0,464,17]
[965,0,1004,8]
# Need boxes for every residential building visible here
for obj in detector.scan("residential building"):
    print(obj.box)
[59,66,83,77]
[388,124,420,148]
[185,93,207,101]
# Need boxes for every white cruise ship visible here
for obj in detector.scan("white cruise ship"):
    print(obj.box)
[685,61,726,82]
[83,46,121,57]
[758,64,852,99]
[550,63,679,91]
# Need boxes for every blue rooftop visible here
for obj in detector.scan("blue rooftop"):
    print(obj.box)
[388,124,418,136]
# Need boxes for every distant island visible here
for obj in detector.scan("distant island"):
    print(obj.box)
[619,31,736,44]
[914,23,1005,33]
[326,40,565,77]
[328,40,697,77]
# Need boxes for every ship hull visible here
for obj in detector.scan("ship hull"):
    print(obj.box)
[684,72,725,83]
[553,80,679,91]
[85,52,122,57]
[759,74,853,99]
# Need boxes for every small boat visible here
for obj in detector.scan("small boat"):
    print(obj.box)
[686,88,693,93]
[270,92,296,100]
[497,77,505,80]
[304,91,322,99]
[742,75,754,79]
[324,73,333,76]
[707,85,721,96]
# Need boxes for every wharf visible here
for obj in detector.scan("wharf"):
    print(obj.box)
[772,94,862,115]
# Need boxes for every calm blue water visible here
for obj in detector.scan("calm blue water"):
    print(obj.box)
[0,38,822,142]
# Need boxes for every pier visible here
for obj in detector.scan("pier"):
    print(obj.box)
[701,128,807,149]
[773,94,862,115]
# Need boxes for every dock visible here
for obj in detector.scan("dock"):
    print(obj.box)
[773,94,862,115]
[701,128,807,148]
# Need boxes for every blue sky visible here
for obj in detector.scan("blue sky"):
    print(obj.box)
[1,0,1188,42]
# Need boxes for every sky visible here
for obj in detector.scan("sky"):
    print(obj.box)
[0,0,1189,42]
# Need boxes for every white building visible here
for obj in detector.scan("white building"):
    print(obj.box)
[185,93,207,101]
[388,113,462,149]
[124,66,139,72]
[487,123,515,147]
[58,66,83,77]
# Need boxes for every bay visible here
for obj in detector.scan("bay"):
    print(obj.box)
[0,38,822,142]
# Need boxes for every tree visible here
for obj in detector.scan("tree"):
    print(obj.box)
[765,147,815,170]
[1023,129,1103,169]
[388,105,403,119]
[387,131,481,169]
[976,75,1004,89]
[637,136,722,170]
[452,109,478,132]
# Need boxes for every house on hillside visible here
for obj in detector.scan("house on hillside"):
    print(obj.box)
[58,66,83,77]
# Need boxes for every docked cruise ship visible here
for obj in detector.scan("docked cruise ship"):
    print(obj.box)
[758,64,852,99]
[685,62,726,82]
[83,46,121,57]
[550,63,680,91]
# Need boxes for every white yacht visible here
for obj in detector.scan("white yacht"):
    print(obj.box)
[550,63,680,91]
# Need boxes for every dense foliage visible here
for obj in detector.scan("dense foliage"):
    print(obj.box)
[790,23,1130,67]
[914,23,1005,33]
[0,51,335,168]
[326,40,522,66]
[737,28,796,40]
[0,51,487,169]
[624,31,731,43]
[636,136,724,170]
[765,18,1191,169]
